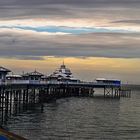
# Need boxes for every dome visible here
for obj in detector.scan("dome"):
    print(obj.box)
[50,63,73,80]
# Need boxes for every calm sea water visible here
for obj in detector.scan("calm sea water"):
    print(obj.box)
[5,91,140,140]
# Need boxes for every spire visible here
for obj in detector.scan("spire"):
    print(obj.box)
[61,60,65,69]
[22,71,24,75]
[63,60,64,65]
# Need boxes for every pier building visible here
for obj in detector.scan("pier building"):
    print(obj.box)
[0,67,11,84]
[6,74,22,84]
[22,70,44,84]
[96,78,121,85]
[6,74,22,81]
[0,65,131,127]
[47,63,80,83]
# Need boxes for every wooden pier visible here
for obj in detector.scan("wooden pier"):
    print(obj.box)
[0,82,131,126]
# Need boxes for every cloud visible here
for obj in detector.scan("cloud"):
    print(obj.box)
[112,20,140,25]
[0,0,140,21]
[1,55,45,60]
[1,0,140,7]
[0,0,139,84]
[0,0,139,60]
[0,0,139,41]
[0,29,140,59]
[0,25,138,35]
[0,0,139,38]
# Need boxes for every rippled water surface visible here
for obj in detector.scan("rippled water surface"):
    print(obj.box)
[6,91,140,140]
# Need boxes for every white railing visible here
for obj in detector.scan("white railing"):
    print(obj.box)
[0,80,121,87]
[6,80,42,85]
[6,80,29,84]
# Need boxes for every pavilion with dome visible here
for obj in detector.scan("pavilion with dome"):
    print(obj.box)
[47,63,80,83]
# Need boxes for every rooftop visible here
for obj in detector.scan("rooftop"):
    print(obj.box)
[96,78,121,81]
[0,66,11,72]
[23,70,44,77]
[6,74,22,78]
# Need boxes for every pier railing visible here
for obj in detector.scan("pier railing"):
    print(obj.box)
[0,80,121,87]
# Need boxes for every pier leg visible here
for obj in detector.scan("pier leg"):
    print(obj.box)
[4,90,9,123]
[23,89,26,110]
[39,89,44,112]
[1,88,5,124]
[104,87,115,98]
[9,89,13,116]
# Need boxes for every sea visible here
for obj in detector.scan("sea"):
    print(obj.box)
[4,90,140,140]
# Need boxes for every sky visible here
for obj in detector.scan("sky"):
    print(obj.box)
[0,0,140,83]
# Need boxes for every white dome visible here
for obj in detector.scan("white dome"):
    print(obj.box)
[50,64,73,79]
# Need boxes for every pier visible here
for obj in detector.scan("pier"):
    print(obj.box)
[0,65,131,127]
[0,82,131,126]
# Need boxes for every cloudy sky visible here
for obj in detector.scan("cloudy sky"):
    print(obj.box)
[0,0,140,83]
